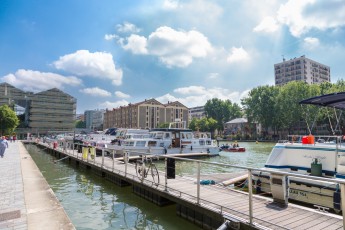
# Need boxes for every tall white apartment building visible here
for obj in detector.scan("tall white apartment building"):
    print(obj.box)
[274,55,330,85]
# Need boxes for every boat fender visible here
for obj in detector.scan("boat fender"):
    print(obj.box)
[333,185,341,211]
[256,179,262,194]
[190,146,193,151]
[164,147,167,154]
[200,180,216,185]
[207,148,210,153]
[217,220,230,230]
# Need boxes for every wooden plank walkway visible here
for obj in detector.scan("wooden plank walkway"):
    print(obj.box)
[34,142,344,230]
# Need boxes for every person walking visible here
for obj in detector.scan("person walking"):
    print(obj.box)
[0,136,9,158]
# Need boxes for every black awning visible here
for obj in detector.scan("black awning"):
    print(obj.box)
[299,92,345,109]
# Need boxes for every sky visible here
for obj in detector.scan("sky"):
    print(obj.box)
[1,0,345,114]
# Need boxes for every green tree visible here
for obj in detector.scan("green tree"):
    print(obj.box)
[188,118,199,131]
[198,117,209,132]
[207,117,218,137]
[276,81,320,135]
[0,104,19,136]
[242,85,279,137]
[204,98,242,131]
[158,122,170,128]
[311,80,345,135]
[75,120,86,128]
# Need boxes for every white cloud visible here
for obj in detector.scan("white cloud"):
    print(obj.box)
[253,16,280,33]
[121,34,148,54]
[116,22,141,33]
[119,26,213,68]
[99,100,129,110]
[277,0,345,37]
[174,86,206,95]
[304,37,320,48]
[115,91,130,98]
[227,47,250,63]
[157,86,249,108]
[1,69,81,92]
[208,73,219,79]
[163,0,179,10]
[52,50,123,86]
[79,87,111,97]
[104,34,118,41]
[181,0,223,25]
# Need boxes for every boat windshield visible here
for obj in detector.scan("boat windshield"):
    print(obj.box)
[150,132,164,139]
[181,132,193,139]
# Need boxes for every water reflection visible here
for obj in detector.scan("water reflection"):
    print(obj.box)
[26,144,200,230]
[155,142,274,176]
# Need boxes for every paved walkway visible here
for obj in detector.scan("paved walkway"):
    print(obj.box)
[0,141,74,230]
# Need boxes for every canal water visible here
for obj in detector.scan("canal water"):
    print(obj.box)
[25,141,275,230]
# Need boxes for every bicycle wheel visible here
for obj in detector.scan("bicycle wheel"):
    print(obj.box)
[150,164,160,185]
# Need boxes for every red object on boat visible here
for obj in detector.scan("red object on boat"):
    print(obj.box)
[223,147,246,152]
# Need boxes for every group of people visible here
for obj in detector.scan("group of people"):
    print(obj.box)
[0,136,9,158]
[8,135,17,142]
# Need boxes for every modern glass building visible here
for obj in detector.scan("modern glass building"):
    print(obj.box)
[0,82,76,136]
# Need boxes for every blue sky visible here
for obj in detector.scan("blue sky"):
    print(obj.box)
[1,0,345,114]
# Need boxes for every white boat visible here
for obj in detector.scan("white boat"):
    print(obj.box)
[83,128,117,144]
[109,128,150,146]
[106,122,219,156]
[79,128,118,155]
[253,92,345,212]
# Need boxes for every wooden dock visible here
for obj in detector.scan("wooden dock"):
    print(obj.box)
[29,141,344,230]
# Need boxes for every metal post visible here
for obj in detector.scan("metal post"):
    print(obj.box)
[102,148,105,169]
[124,151,128,177]
[141,155,145,183]
[77,144,79,159]
[197,161,200,205]
[340,183,345,229]
[63,140,66,153]
[165,158,168,191]
[72,140,74,156]
[248,169,253,225]
[93,146,97,165]
[112,150,115,172]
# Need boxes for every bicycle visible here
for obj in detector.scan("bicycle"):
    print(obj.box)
[135,155,160,185]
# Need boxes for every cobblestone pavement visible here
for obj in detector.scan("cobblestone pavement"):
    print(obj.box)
[0,141,27,230]
[0,141,74,230]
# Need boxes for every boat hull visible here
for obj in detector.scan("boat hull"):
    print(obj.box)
[222,147,245,152]
[252,141,344,212]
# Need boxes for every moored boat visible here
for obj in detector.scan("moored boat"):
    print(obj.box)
[253,92,345,212]
[106,121,219,156]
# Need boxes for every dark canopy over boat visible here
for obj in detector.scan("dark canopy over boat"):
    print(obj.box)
[299,92,345,110]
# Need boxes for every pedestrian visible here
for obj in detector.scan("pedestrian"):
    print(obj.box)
[13,135,16,142]
[0,136,9,158]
